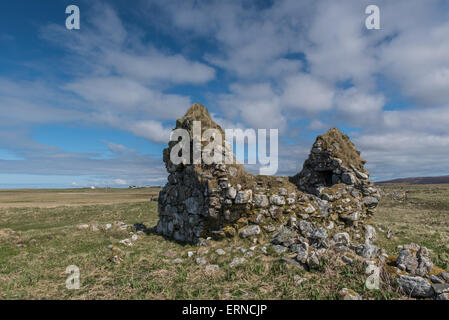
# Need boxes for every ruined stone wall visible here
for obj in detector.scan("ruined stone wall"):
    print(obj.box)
[156,104,380,244]
[290,127,381,228]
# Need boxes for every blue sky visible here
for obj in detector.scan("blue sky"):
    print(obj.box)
[1,0,449,188]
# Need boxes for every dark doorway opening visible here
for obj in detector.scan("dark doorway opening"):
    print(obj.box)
[321,170,333,186]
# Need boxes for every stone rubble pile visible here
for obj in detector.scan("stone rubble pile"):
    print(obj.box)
[389,243,449,300]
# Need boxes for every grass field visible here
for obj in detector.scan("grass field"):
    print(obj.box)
[0,185,448,300]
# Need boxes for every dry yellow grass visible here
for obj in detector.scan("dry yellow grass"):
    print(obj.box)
[0,185,447,300]
[0,188,160,208]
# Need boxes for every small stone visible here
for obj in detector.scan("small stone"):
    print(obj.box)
[229,257,246,268]
[172,258,183,264]
[269,205,281,218]
[216,248,226,256]
[339,288,362,300]
[430,275,444,284]
[260,246,268,254]
[386,229,393,239]
[196,257,208,265]
[119,238,133,246]
[295,243,309,264]
[77,224,89,230]
[355,244,378,258]
[432,283,449,295]
[308,250,321,268]
[239,225,261,238]
[364,225,377,244]
[270,194,286,206]
[235,190,252,204]
[115,221,128,231]
[341,173,356,185]
[365,259,376,267]
[398,263,407,271]
[416,246,433,276]
[363,196,379,208]
[294,275,306,286]
[109,254,124,264]
[297,220,315,238]
[397,275,435,298]
[226,187,237,199]
[273,245,288,254]
[436,293,449,300]
[355,170,369,180]
[304,204,316,214]
[279,188,288,196]
[198,248,209,255]
[342,255,353,265]
[333,233,350,246]
[205,264,220,273]
[131,234,139,241]
[187,251,195,257]
[396,248,418,274]
[288,215,297,227]
[273,227,297,246]
[263,225,276,233]
[254,194,269,208]
[310,227,327,243]
[281,257,306,270]
[340,211,360,222]
[439,272,449,282]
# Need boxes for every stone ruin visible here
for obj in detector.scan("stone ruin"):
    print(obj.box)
[154,103,449,300]
[156,103,380,243]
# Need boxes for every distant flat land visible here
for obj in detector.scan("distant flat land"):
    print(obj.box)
[376,175,449,185]
[0,185,448,299]
[0,188,161,208]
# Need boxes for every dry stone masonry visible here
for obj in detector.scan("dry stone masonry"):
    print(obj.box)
[153,103,448,300]
[156,103,380,244]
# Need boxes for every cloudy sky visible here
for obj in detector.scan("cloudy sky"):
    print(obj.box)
[1,0,449,188]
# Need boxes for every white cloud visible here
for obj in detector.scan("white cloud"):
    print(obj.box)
[217,83,287,130]
[105,51,215,85]
[128,120,172,144]
[282,74,334,112]
[64,76,189,120]
[303,1,378,89]
[334,88,385,126]
[107,142,136,154]
[308,120,328,131]
[376,1,449,107]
